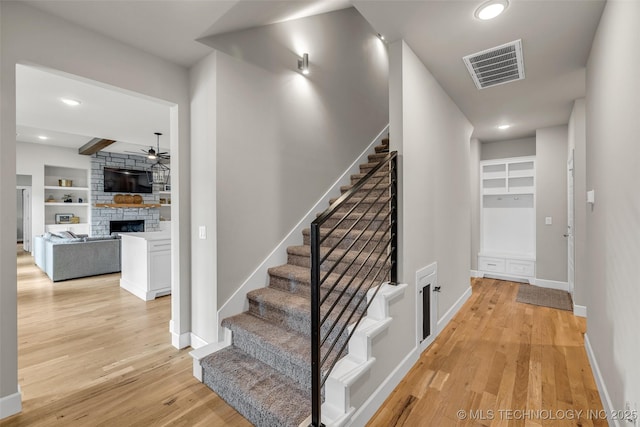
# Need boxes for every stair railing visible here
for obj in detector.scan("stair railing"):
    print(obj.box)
[310,151,398,427]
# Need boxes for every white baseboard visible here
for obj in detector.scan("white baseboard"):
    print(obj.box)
[169,320,190,349]
[470,269,483,278]
[216,125,390,338]
[190,333,209,350]
[534,278,570,292]
[437,286,472,332]
[0,387,22,420]
[573,304,587,318]
[584,334,619,427]
[349,347,419,426]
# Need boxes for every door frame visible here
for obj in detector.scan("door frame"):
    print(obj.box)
[17,186,32,252]
[567,149,575,298]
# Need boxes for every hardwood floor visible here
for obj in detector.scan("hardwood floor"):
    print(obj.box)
[6,248,604,426]
[367,278,606,427]
[4,246,251,427]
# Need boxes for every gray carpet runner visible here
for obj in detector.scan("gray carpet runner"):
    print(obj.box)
[201,138,390,427]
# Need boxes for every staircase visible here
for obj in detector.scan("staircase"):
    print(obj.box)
[198,137,394,427]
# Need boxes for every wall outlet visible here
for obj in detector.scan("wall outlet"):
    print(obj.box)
[198,226,206,239]
[545,216,552,225]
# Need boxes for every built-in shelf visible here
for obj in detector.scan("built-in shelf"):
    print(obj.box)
[94,203,161,208]
[44,185,90,191]
[160,204,171,207]
[45,202,90,206]
[44,165,90,231]
[479,156,536,282]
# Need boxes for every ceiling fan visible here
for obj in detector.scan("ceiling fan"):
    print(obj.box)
[125,132,170,161]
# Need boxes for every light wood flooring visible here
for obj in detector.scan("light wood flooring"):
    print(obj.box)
[5,248,604,426]
[4,246,251,426]
[367,278,605,427]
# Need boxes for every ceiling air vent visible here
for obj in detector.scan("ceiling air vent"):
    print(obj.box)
[463,39,525,90]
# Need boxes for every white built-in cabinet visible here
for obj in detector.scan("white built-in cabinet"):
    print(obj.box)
[479,156,536,282]
[119,232,171,301]
[44,165,91,235]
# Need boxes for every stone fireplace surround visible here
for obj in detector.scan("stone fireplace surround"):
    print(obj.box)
[91,152,161,237]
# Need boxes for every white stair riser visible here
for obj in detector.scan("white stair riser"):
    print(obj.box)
[322,283,407,425]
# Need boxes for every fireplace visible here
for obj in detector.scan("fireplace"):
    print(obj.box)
[110,220,145,234]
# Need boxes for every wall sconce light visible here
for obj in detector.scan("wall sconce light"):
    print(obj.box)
[298,53,309,75]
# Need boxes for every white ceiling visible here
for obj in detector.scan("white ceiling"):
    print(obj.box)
[16,64,171,154]
[353,0,605,141]
[18,0,605,149]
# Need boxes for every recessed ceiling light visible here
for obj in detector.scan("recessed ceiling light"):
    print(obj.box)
[38,135,49,140]
[498,124,511,130]
[475,0,509,20]
[377,33,386,41]
[61,98,82,106]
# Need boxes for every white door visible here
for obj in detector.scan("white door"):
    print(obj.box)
[567,150,575,297]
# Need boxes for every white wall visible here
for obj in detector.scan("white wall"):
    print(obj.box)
[568,99,586,306]
[189,52,218,344]
[585,0,640,415]
[16,141,91,245]
[481,136,536,161]
[0,2,191,413]
[535,126,568,282]
[194,8,389,317]
[390,39,473,350]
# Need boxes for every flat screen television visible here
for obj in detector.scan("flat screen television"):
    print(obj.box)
[103,167,153,193]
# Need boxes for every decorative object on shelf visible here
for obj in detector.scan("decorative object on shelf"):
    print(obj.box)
[164,184,171,191]
[168,198,171,204]
[159,198,167,205]
[146,133,170,187]
[113,194,125,204]
[132,195,143,204]
[46,195,55,203]
[78,198,83,203]
[70,217,80,224]
[63,194,73,203]
[58,179,73,187]
[123,195,134,204]
[55,213,74,224]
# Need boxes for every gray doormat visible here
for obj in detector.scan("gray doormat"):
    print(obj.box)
[516,284,573,311]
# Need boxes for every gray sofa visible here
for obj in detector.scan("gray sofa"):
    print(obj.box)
[34,234,121,282]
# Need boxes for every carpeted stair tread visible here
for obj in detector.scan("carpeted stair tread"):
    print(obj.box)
[340,182,389,197]
[329,195,390,206]
[359,161,385,173]
[375,145,389,153]
[287,245,391,275]
[222,312,345,389]
[368,152,391,162]
[287,244,387,264]
[247,287,359,342]
[201,346,309,427]
[302,227,389,250]
[268,263,378,302]
[315,209,389,222]
[351,171,389,184]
